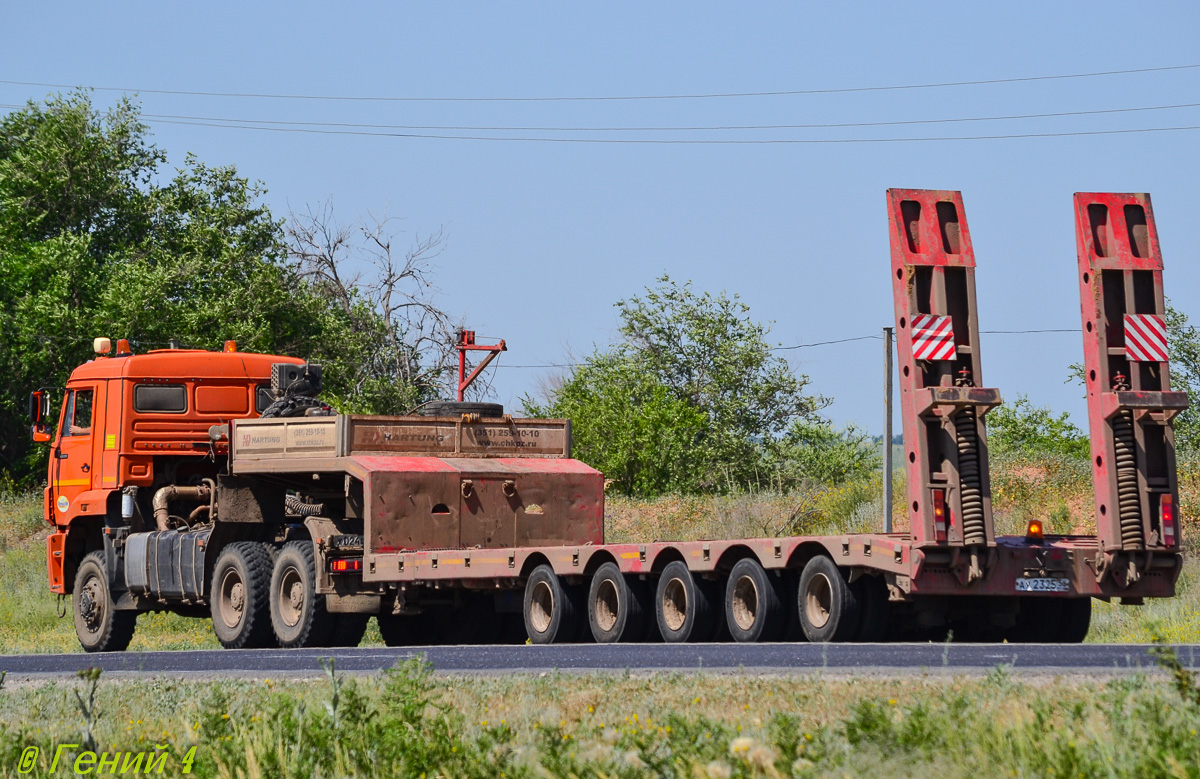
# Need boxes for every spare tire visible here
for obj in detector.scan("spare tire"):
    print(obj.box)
[417,400,504,418]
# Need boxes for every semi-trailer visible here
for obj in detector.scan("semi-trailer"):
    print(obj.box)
[32,189,1186,652]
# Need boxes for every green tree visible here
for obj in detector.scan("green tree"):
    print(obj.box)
[1163,304,1200,454]
[0,92,451,484]
[772,420,880,487]
[527,276,826,495]
[987,395,1089,460]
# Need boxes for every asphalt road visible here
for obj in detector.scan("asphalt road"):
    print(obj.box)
[0,643,1196,678]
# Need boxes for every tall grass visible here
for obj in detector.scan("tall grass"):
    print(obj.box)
[3,660,1200,777]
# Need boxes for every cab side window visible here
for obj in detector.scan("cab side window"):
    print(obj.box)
[66,389,94,437]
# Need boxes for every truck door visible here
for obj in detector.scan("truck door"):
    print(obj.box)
[50,384,101,523]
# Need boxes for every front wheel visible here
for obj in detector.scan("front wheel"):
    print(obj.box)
[74,551,136,653]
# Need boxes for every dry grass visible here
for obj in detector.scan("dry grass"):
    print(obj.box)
[1,662,1200,777]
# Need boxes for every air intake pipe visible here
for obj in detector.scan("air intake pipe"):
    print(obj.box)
[152,483,213,531]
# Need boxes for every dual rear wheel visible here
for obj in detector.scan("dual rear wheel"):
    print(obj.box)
[209,540,368,649]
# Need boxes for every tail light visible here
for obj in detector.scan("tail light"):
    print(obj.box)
[329,558,363,573]
[1161,494,1177,548]
[932,489,948,543]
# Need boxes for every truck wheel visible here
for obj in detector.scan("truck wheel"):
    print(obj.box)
[725,558,786,643]
[655,561,717,643]
[270,542,335,648]
[1057,598,1092,643]
[588,562,648,643]
[524,564,580,644]
[327,614,370,647]
[211,542,275,649]
[73,551,137,653]
[853,574,890,642]
[797,556,860,642]
[378,612,438,646]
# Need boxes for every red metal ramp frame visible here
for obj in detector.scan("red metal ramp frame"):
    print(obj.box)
[887,190,1001,579]
[1074,192,1187,584]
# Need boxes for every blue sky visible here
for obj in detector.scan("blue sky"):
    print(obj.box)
[3,3,1199,433]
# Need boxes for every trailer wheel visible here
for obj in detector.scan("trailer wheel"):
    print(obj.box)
[797,556,860,642]
[211,542,275,649]
[73,551,136,653]
[327,614,370,647]
[269,542,335,648]
[524,564,581,644]
[724,558,785,643]
[588,562,649,643]
[656,561,717,643]
[1057,598,1092,643]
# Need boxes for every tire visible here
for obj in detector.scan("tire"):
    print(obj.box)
[210,542,276,649]
[724,558,786,643]
[1057,598,1092,643]
[797,556,860,643]
[73,551,136,653]
[655,561,717,643]
[327,614,371,647]
[853,574,890,642]
[588,563,649,643]
[270,542,335,648]
[523,564,581,644]
[378,612,438,646]
[418,400,504,418]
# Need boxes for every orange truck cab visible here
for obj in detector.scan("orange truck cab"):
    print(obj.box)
[33,338,302,597]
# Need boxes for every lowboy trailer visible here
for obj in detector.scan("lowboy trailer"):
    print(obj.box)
[34,190,1186,651]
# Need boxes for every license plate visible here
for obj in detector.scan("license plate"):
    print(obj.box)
[1016,577,1071,593]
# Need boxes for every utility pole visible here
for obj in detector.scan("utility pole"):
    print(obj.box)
[883,326,894,533]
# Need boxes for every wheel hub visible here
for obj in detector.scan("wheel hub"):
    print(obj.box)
[805,573,833,629]
[661,577,688,632]
[731,575,759,631]
[278,566,305,628]
[529,580,554,634]
[78,580,101,631]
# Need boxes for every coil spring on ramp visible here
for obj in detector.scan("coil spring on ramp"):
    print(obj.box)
[1112,408,1145,549]
[954,407,987,545]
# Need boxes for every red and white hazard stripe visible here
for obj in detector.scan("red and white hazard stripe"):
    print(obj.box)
[911,314,957,361]
[1124,314,1169,362]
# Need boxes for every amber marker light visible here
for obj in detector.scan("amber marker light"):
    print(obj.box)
[1026,519,1044,544]
[224,340,238,352]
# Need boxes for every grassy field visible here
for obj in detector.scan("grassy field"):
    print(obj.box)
[1,658,1200,776]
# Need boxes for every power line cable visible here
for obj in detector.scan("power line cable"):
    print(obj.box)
[1,63,1195,103]
[9,101,1185,134]
[146,116,1200,144]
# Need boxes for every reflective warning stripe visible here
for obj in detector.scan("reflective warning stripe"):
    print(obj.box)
[1124,314,1168,362]
[911,314,957,361]
[52,479,90,487]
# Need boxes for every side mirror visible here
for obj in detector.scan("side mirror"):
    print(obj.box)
[29,390,52,443]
